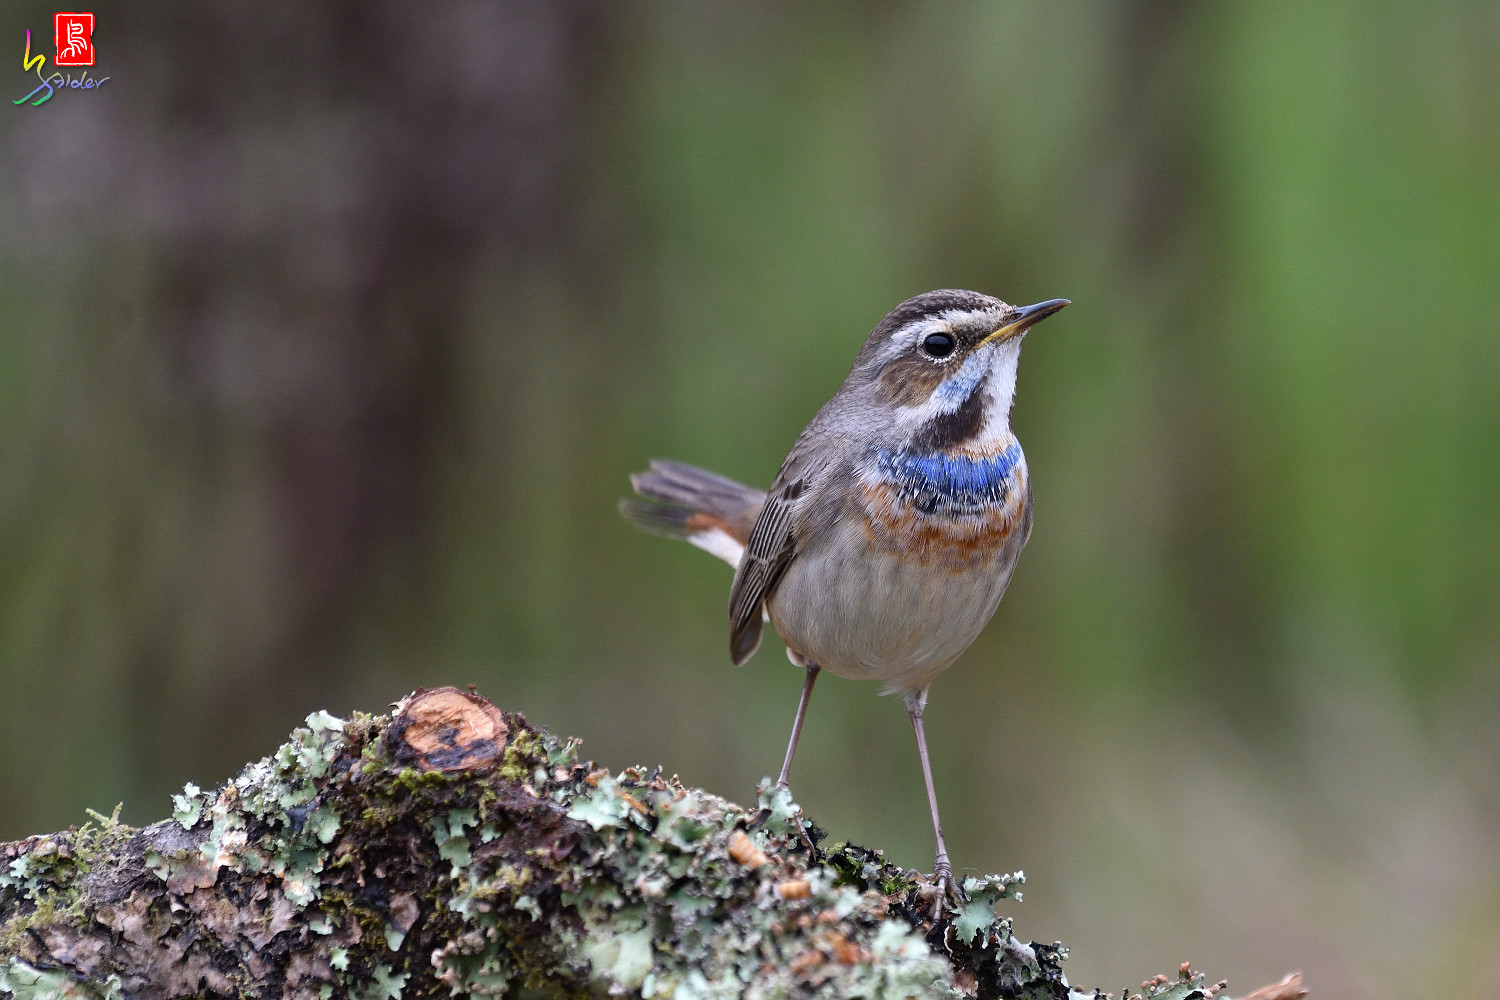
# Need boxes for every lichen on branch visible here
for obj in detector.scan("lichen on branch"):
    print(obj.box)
[1,687,1239,1000]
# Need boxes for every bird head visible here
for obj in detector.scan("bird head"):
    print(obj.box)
[844,290,1068,451]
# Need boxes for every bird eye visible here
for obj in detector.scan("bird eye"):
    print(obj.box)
[921,332,956,359]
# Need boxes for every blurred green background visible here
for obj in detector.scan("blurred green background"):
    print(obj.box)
[3,2,1498,995]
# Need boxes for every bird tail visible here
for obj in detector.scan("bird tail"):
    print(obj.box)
[619,460,766,568]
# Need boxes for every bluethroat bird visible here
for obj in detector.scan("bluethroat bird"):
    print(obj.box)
[621,289,1068,911]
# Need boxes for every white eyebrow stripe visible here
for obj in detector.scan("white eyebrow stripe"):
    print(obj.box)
[876,315,948,362]
[934,307,1002,329]
[887,307,1005,352]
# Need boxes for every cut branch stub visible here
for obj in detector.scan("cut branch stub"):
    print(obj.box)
[385,685,508,772]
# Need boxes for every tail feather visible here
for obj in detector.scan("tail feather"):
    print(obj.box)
[616,497,699,541]
[620,460,765,568]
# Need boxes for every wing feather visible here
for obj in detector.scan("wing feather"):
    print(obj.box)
[726,437,832,665]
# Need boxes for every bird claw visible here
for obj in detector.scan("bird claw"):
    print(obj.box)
[929,858,967,919]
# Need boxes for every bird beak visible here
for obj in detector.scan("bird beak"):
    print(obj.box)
[982,298,1070,346]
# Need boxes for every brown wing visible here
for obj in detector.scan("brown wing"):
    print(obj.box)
[726,439,826,665]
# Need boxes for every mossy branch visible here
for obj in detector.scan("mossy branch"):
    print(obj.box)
[0,687,1296,1000]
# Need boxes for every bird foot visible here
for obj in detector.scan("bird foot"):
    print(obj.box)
[928,857,967,919]
[751,782,820,858]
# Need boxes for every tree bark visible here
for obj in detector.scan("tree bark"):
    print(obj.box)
[0,687,1275,1000]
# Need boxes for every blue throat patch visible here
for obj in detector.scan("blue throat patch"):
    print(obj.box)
[875,442,1023,515]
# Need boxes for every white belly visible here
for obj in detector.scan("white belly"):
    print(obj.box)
[765,515,1018,694]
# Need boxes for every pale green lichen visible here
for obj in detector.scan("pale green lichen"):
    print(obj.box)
[307,804,342,845]
[582,913,654,991]
[358,965,408,1000]
[429,752,957,999]
[170,783,205,829]
[952,873,1023,947]
[239,710,346,817]
[431,809,479,871]
[148,711,351,908]
[0,958,123,1000]
[754,780,802,837]
[565,772,635,831]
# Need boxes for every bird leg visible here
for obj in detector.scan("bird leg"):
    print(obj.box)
[777,662,820,787]
[906,688,965,917]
